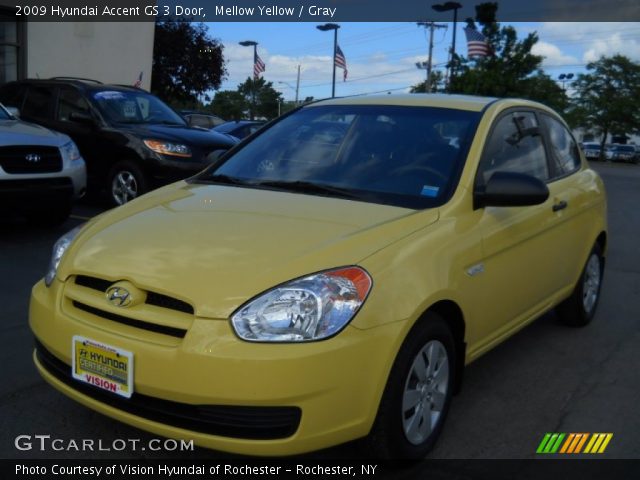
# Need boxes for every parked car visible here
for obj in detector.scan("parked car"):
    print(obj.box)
[604,143,637,163]
[180,110,226,129]
[0,102,86,225]
[580,142,601,160]
[31,95,607,458]
[212,120,266,140]
[0,79,237,205]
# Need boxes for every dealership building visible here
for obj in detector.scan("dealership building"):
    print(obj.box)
[0,4,154,89]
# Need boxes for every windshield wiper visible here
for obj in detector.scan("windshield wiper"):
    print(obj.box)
[252,180,361,200]
[205,174,250,186]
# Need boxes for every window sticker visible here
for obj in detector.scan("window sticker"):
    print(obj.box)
[93,91,125,100]
[420,185,440,197]
[123,101,137,118]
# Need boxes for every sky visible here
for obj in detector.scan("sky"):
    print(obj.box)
[203,22,640,101]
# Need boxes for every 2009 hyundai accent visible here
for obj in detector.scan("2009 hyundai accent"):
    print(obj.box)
[30,94,607,458]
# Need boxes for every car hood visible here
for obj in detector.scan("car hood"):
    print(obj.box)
[60,182,438,319]
[119,123,238,148]
[0,119,68,147]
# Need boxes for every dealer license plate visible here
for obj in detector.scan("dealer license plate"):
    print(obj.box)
[72,336,133,398]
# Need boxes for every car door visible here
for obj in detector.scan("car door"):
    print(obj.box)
[470,110,566,349]
[54,86,101,181]
[538,112,594,291]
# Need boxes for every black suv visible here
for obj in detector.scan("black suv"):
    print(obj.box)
[0,78,238,205]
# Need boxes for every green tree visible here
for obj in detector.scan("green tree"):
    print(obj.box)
[152,21,226,105]
[569,55,640,158]
[444,3,566,111]
[237,77,283,120]
[210,91,247,120]
[410,70,445,93]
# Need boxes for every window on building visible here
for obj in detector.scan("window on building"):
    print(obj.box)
[0,10,25,84]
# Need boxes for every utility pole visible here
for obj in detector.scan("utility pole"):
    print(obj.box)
[418,22,447,92]
[417,21,446,92]
[295,64,300,104]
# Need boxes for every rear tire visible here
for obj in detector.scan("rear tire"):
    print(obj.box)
[366,312,456,459]
[556,243,604,327]
[107,160,148,206]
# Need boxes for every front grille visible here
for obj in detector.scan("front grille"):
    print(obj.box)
[72,301,187,338]
[35,340,301,440]
[0,146,63,174]
[75,275,194,315]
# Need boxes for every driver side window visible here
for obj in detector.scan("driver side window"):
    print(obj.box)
[477,111,549,185]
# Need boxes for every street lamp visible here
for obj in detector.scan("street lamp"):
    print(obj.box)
[558,73,574,92]
[316,23,340,98]
[239,40,258,119]
[432,2,462,90]
[278,81,299,104]
[239,40,258,79]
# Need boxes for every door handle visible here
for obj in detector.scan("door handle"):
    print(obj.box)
[552,200,568,212]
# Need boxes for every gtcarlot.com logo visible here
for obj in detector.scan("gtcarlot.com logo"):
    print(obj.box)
[536,433,613,454]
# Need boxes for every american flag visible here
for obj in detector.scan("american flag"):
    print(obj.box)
[464,27,490,58]
[254,53,266,79]
[335,44,348,81]
[133,71,143,88]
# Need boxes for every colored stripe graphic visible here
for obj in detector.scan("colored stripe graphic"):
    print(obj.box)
[537,433,612,454]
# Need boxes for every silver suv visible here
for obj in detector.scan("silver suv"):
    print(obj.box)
[0,103,86,225]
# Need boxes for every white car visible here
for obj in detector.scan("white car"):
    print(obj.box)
[0,103,86,225]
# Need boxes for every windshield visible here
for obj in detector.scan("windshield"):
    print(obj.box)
[583,144,599,150]
[199,105,480,209]
[91,90,186,126]
[615,145,635,152]
[0,104,11,120]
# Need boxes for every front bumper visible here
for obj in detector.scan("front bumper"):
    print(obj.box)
[30,279,402,456]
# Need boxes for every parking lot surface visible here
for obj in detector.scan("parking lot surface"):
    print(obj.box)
[1,162,638,459]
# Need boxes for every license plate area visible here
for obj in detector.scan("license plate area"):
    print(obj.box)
[72,335,133,398]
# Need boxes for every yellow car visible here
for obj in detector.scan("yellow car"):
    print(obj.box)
[31,95,607,458]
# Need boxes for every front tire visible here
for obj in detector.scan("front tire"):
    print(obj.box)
[107,161,147,206]
[556,243,604,327]
[367,313,456,459]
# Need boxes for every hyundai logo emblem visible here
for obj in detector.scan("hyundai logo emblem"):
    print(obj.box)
[106,286,132,307]
[25,154,41,163]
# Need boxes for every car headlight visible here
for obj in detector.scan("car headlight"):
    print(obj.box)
[143,139,192,158]
[44,224,84,287]
[231,266,372,342]
[60,141,82,162]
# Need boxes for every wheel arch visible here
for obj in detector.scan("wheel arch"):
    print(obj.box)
[424,300,466,394]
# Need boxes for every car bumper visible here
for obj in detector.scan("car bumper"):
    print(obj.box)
[29,279,402,456]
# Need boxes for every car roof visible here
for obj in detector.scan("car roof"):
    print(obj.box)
[10,78,143,93]
[310,93,554,113]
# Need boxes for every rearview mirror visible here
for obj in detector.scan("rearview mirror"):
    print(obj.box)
[474,171,549,209]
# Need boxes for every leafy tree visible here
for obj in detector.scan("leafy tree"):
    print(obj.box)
[410,71,445,93]
[210,91,247,120]
[152,21,227,105]
[569,55,640,157]
[237,77,283,120]
[442,3,566,111]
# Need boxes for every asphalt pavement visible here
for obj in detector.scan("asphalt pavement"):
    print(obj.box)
[1,162,638,461]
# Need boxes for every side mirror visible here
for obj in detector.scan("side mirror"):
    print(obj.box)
[5,106,20,118]
[474,171,549,209]
[69,111,95,126]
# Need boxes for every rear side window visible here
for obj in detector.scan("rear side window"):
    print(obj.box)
[0,82,26,109]
[22,85,55,120]
[540,113,581,177]
[477,111,548,184]
[57,87,91,122]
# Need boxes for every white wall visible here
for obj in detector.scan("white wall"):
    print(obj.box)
[26,22,154,90]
